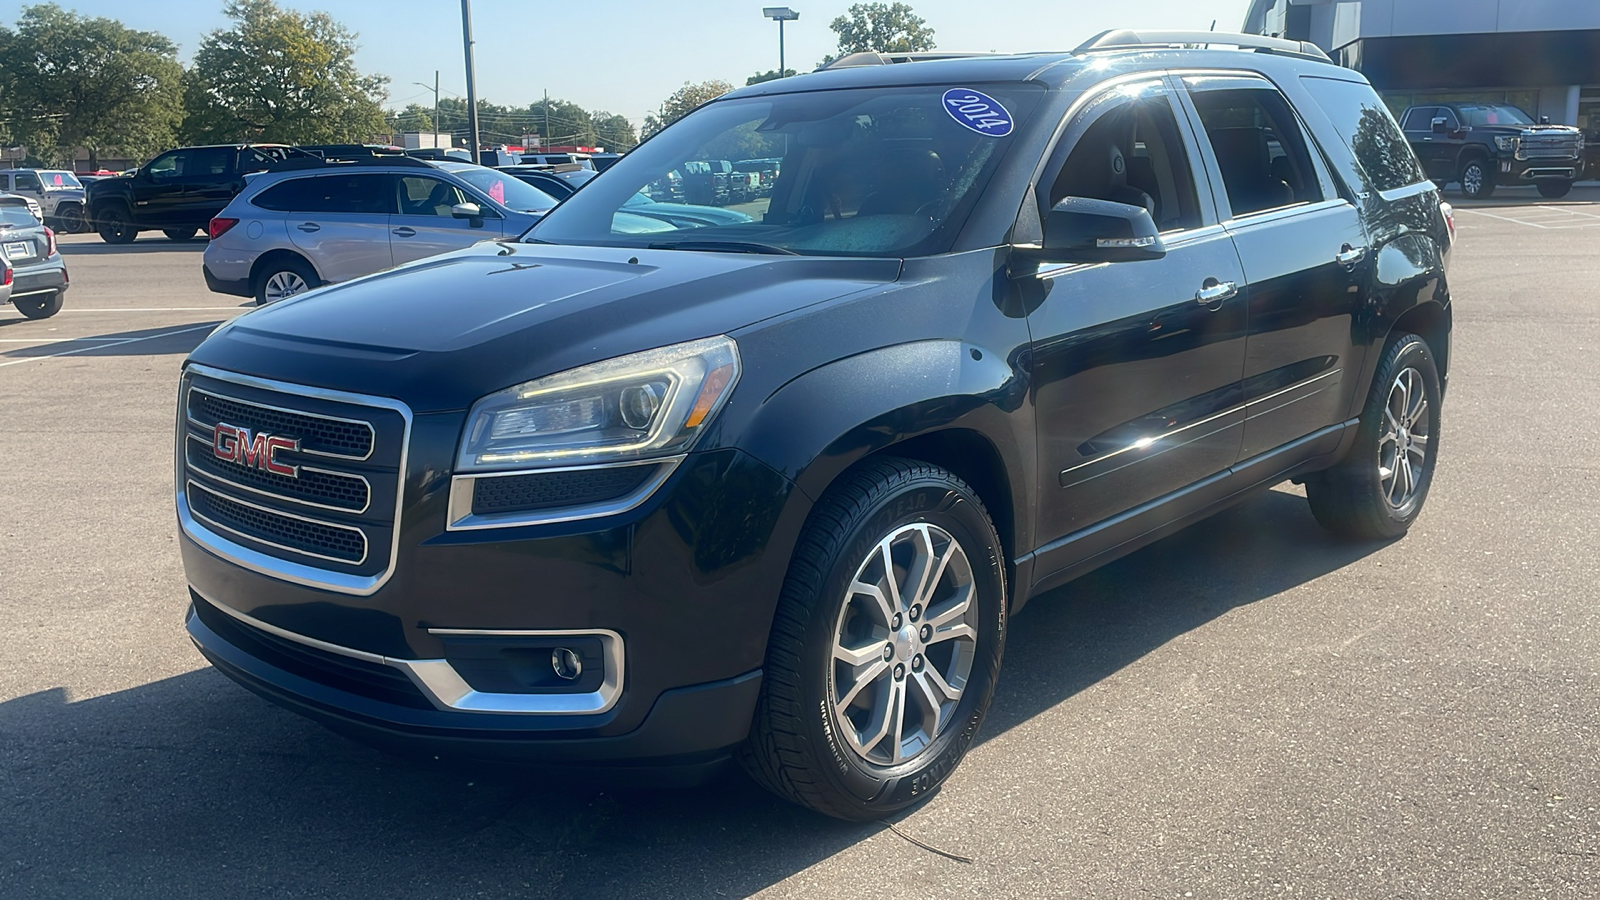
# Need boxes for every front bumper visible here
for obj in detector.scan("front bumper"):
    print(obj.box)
[1499,158,1581,182]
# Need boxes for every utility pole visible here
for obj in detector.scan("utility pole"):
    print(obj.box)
[461,0,481,161]
[544,89,550,149]
[432,70,439,136]
[763,8,800,77]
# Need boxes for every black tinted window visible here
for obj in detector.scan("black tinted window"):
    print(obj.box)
[1189,85,1324,217]
[15,172,42,191]
[1301,76,1427,193]
[147,151,186,180]
[254,174,394,214]
[1050,93,1201,233]
[188,147,234,176]
[1400,107,1435,131]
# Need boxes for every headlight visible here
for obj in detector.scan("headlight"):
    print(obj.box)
[457,335,740,471]
[1495,135,1519,153]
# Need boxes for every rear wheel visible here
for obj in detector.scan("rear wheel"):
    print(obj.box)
[253,256,320,305]
[740,458,1006,820]
[12,290,64,319]
[1305,332,1441,540]
[96,206,137,244]
[1537,180,1573,199]
[163,227,199,242]
[1458,158,1495,200]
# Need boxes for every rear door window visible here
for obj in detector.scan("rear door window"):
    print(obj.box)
[1186,83,1325,218]
[1300,76,1427,193]
[187,147,235,178]
[254,174,395,214]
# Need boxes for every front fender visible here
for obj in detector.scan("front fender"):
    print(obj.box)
[734,338,1036,561]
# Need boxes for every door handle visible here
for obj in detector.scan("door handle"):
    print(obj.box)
[296,223,320,233]
[1195,279,1238,309]
[1336,244,1367,267]
[392,227,416,237]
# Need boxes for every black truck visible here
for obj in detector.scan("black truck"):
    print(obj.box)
[85,144,300,243]
[1399,102,1585,199]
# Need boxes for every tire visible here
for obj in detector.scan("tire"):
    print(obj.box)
[54,203,86,234]
[1537,180,1573,199]
[1305,332,1442,540]
[95,206,137,244]
[1458,158,1495,200]
[253,256,320,305]
[163,227,199,242]
[740,457,1007,820]
[12,290,65,320]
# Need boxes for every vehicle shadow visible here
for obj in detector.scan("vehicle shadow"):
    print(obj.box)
[0,489,1386,897]
[58,238,209,255]
[0,321,220,357]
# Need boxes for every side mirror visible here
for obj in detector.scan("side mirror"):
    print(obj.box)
[452,202,484,225]
[1431,117,1449,134]
[1540,115,1552,125]
[1017,197,1166,265]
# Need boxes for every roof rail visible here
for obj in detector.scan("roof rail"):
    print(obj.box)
[816,50,1005,70]
[1073,29,1332,63]
[267,155,435,173]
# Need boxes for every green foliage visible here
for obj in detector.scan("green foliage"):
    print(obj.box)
[642,80,733,140]
[386,96,636,151]
[182,0,388,144]
[589,112,638,152]
[828,2,936,57]
[746,69,798,86]
[0,3,184,167]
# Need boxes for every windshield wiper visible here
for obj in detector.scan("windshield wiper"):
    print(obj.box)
[648,240,797,256]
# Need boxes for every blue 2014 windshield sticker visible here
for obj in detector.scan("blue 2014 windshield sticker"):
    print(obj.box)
[942,89,1013,137]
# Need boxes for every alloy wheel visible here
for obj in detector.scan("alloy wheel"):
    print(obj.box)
[262,270,309,303]
[829,522,978,766]
[1378,366,1431,508]
[1462,164,1483,196]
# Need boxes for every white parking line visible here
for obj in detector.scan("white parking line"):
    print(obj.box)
[0,337,127,344]
[54,307,246,312]
[0,323,217,369]
[1457,205,1600,229]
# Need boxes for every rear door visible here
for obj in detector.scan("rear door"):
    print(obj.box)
[1027,79,1249,547]
[178,146,241,225]
[389,174,504,265]
[1177,74,1370,459]
[260,173,396,282]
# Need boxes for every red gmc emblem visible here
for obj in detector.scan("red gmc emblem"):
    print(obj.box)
[213,423,300,477]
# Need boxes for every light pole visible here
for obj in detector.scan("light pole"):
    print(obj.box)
[763,7,799,78]
[461,0,481,162]
[411,71,439,139]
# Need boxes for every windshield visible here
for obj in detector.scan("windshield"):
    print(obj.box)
[439,163,558,212]
[39,171,82,190]
[530,83,1042,257]
[1457,104,1535,127]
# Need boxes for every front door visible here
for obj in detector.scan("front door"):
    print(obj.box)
[1180,75,1372,458]
[136,149,191,226]
[389,174,504,266]
[1027,81,1249,551]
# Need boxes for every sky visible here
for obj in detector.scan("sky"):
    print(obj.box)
[5,0,1255,130]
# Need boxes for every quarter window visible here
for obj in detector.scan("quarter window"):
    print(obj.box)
[1189,86,1325,218]
[1301,76,1427,193]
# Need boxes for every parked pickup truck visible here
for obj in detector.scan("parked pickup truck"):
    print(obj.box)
[1400,102,1585,199]
[85,144,302,243]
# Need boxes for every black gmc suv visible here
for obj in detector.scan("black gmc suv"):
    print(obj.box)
[1399,102,1586,199]
[177,31,1454,821]
[85,144,300,243]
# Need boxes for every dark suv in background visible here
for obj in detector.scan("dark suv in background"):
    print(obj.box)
[177,31,1454,821]
[85,143,301,243]
[1400,102,1585,199]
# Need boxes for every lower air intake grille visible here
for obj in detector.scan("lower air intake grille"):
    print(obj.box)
[472,465,657,516]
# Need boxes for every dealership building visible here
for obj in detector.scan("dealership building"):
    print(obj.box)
[1242,0,1600,129]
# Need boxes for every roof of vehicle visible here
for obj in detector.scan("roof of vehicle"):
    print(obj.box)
[726,30,1346,100]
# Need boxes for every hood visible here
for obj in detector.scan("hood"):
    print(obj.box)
[186,241,901,412]
[84,175,134,197]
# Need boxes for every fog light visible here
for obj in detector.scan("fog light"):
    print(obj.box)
[551,647,583,681]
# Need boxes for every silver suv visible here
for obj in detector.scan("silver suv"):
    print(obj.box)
[202,158,558,304]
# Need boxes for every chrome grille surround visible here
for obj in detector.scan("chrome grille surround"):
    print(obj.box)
[176,364,412,596]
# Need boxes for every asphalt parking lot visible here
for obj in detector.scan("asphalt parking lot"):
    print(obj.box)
[2,185,1598,898]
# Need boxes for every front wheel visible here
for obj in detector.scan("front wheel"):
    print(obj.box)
[740,458,1006,820]
[1305,332,1442,540]
[54,203,86,234]
[1537,180,1573,199]
[1459,158,1495,200]
[12,290,64,319]
[163,227,199,242]
[96,207,137,244]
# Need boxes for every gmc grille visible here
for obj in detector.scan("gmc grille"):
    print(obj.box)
[179,368,409,590]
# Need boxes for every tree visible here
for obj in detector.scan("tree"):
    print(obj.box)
[182,0,388,144]
[826,2,935,63]
[590,111,638,151]
[642,80,733,140]
[0,3,183,168]
[746,69,798,86]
